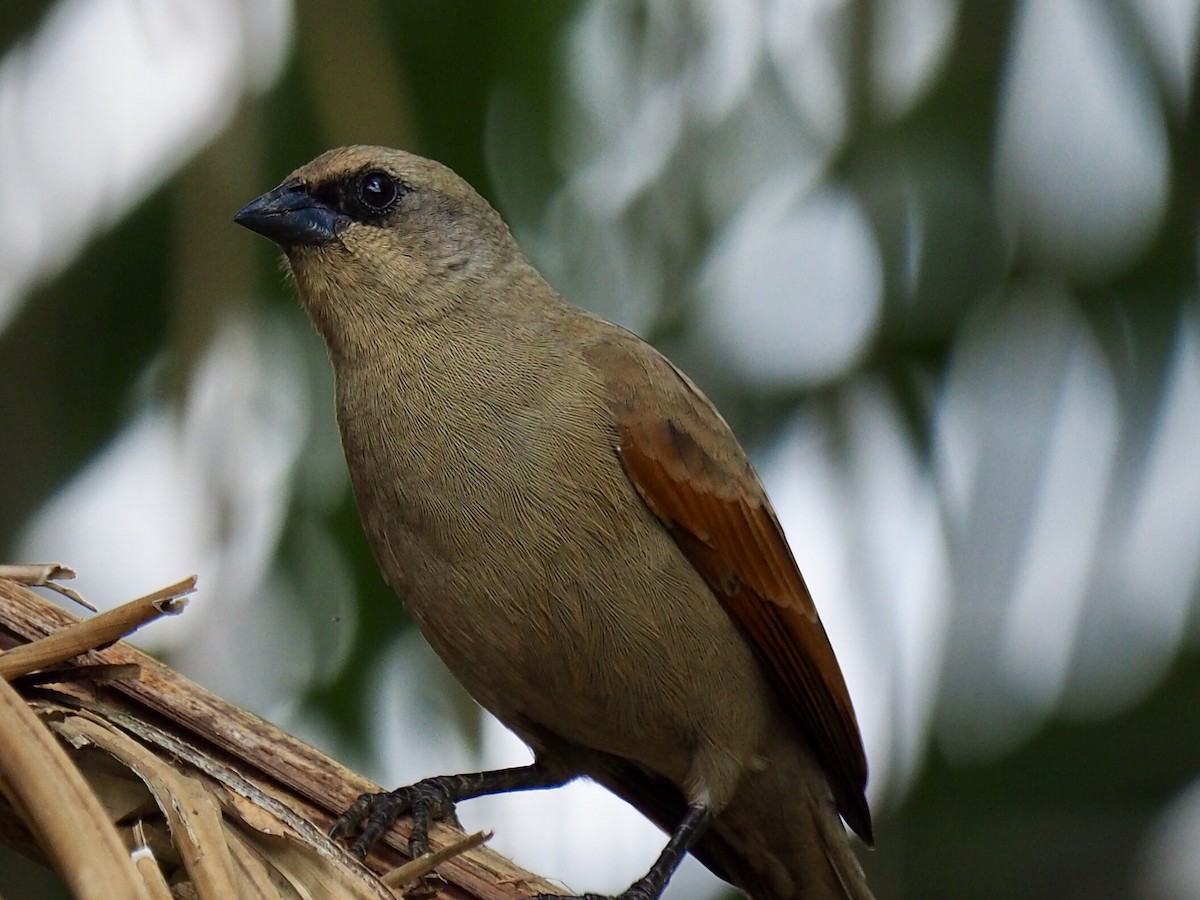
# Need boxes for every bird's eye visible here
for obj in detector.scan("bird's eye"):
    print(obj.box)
[357,170,400,215]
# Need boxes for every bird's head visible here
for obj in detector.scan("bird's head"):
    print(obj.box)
[234,146,525,350]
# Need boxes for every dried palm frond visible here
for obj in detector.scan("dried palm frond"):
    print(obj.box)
[0,574,561,900]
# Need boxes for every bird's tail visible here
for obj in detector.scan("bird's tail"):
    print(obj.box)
[699,793,874,900]
[588,742,873,899]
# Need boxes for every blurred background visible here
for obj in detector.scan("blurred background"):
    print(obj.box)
[2,0,1199,897]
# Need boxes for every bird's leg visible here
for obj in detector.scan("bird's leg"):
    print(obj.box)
[331,761,570,859]
[535,803,712,900]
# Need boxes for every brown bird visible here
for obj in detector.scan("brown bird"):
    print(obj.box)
[234,146,874,900]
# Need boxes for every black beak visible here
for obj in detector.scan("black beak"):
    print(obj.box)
[233,179,342,247]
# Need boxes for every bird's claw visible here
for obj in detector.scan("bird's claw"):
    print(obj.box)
[330,779,459,859]
[534,888,656,900]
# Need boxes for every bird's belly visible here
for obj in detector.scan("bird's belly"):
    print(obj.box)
[341,395,773,787]
[390,514,773,787]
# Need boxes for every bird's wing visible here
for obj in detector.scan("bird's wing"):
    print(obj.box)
[584,330,873,842]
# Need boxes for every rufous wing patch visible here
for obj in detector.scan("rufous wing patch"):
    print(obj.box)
[587,332,873,843]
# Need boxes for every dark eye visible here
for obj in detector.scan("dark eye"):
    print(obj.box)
[357,170,399,215]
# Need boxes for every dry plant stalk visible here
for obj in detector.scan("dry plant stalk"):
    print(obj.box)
[0,676,153,900]
[0,575,562,899]
[0,563,94,611]
[0,576,194,680]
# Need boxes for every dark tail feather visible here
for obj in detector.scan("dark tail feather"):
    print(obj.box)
[584,755,786,899]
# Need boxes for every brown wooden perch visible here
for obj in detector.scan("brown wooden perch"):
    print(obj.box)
[0,573,562,899]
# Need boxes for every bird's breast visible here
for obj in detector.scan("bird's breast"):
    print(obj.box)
[331,335,771,781]
[333,339,624,660]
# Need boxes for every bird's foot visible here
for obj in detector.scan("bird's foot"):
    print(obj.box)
[534,804,707,900]
[330,777,460,859]
[534,886,657,900]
